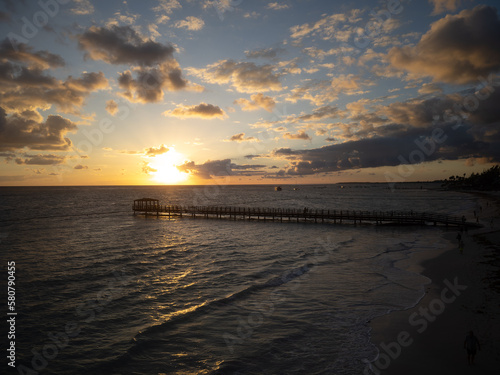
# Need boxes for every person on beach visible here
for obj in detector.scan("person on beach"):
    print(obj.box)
[464,330,481,365]
[459,239,464,254]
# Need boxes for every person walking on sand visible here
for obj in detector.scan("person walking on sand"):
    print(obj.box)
[464,330,481,365]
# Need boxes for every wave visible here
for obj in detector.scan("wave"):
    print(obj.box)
[92,262,315,372]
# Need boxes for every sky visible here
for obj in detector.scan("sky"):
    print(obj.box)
[1,0,500,186]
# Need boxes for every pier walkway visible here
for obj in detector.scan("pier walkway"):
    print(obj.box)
[132,198,481,228]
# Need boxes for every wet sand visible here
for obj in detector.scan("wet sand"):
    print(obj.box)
[368,192,500,374]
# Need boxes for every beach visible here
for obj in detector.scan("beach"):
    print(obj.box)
[369,193,500,374]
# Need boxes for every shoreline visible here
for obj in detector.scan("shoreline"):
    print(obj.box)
[367,192,500,374]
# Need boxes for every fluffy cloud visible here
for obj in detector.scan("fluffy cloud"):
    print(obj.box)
[0,41,108,114]
[188,60,282,93]
[0,109,77,152]
[144,144,169,157]
[153,0,182,23]
[226,133,258,142]
[174,16,205,30]
[78,25,190,102]
[71,0,95,15]
[288,74,372,106]
[389,6,500,84]
[267,2,290,10]
[429,0,461,15]
[78,25,176,66]
[117,61,187,103]
[234,93,276,112]
[283,130,311,140]
[74,164,89,170]
[163,103,226,119]
[0,39,64,69]
[105,100,118,115]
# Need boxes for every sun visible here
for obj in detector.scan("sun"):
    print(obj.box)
[149,148,189,184]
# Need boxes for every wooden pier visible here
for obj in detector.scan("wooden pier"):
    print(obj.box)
[133,198,481,228]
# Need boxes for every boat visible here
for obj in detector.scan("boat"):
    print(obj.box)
[275,186,282,191]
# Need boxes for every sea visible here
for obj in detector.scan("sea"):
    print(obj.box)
[0,184,478,375]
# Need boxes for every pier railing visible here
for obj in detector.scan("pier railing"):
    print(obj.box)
[132,203,481,228]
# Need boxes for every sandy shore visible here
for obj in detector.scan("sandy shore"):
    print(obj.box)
[367,192,500,374]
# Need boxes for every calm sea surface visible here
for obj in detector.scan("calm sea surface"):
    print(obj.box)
[0,184,477,374]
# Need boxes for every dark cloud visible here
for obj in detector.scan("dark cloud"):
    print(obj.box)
[178,159,233,179]
[177,159,268,179]
[0,110,77,152]
[0,42,108,114]
[74,164,88,170]
[389,6,500,84]
[0,39,65,69]
[15,154,67,165]
[78,25,189,102]
[78,25,175,66]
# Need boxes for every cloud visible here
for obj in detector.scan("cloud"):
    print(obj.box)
[0,109,77,152]
[287,74,372,106]
[389,6,500,84]
[74,164,88,170]
[429,0,461,15]
[70,0,95,15]
[296,105,342,122]
[78,25,175,66]
[117,62,188,103]
[289,13,348,40]
[15,154,67,165]
[0,42,108,115]
[188,59,282,93]
[0,39,65,69]
[144,144,169,157]
[418,83,443,95]
[267,2,290,10]
[283,130,311,140]
[178,159,232,179]
[153,0,182,23]
[245,47,286,60]
[78,25,192,102]
[174,16,205,30]
[163,103,226,119]
[105,100,118,115]
[177,159,267,179]
[226,133,258,142]
[234,93,276,112]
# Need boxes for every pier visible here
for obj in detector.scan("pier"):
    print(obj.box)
[133,198,482,228]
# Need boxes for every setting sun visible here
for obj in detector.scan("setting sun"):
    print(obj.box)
[149,149,189,184]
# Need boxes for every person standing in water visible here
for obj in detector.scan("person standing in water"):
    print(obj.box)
[464,331,481,365]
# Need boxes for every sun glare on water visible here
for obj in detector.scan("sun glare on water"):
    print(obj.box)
[150,149,189,184]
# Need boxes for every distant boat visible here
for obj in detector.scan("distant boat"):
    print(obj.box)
[293,187,299,191]
[275,186,282,191]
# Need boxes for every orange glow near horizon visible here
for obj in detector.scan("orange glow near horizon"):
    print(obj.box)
[149,149,190,184]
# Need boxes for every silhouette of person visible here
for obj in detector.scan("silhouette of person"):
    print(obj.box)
[464,330,481,365]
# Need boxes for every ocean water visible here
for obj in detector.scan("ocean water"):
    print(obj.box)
[0,184,477,374]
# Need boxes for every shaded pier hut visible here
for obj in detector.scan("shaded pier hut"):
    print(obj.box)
[133,198,159,215]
